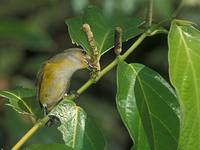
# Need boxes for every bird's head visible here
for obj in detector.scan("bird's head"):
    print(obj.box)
[64,48,93,70]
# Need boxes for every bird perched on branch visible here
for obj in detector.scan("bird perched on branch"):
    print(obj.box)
[36,48,91,114]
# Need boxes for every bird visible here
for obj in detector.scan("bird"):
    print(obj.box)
[36,48,91,115]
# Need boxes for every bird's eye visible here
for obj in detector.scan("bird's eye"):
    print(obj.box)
[81,50,87,55]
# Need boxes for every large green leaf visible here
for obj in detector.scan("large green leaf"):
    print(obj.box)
[116,61,150,150]
[134,63,180,150]
[117,61,180,150]
[49,99,105,150]
[0,87,37,118]
[66,6,143,55]
[168,20,200,150]
[82,118,106,150]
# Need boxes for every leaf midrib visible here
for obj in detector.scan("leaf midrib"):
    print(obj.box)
[130,65,156,150]
[177,26,200,117]
[1,91,34,115]
[72,107,79,148]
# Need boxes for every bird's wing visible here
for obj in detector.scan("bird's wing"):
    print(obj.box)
[36,62,46,108]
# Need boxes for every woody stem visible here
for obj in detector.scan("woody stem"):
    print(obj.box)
[11,116,49,150]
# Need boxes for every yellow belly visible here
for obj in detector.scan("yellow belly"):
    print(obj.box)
[39,62,70,110]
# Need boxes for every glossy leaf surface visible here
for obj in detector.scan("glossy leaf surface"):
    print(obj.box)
[168,20,200,150]
[117,61,180,150]
[116,61,150,150]
[134,63,180,150]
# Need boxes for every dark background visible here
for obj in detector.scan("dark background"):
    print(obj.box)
[0,0,199,149]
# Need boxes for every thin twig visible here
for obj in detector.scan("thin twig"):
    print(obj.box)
[77,32,147,94]
[11,116,49,150]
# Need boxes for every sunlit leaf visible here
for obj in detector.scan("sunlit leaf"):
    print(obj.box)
[116,61,150,150]
[134,63,180,150]
[168,19,200,150]
[117,61,180,150]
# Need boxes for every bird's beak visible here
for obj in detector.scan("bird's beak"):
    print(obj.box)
[84,55,93,71]
[88,63,94,71]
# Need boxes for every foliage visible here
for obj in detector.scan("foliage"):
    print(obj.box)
[49,99,105,150]
[66,6,143,55]
[0,2,200,150]
[0,87,37,117]
[116,61,180,150]
[168,20,200,150]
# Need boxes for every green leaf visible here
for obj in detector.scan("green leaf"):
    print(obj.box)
[133,63,180,150]
[168,19,200,150]
[116,61,150,150]
[117,61,180,150]
[49,100,86,149]
[27,143,74,150]
[82,118,106,150]
[0,87,36,117]
[66,17,90,53]
[66,6,143,55]
[0,19,53,49]
[49,99,105,150]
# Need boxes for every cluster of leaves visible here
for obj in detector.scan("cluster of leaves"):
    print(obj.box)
[1,6,200,150]
[116,19,200,150]
[66,6,143,55]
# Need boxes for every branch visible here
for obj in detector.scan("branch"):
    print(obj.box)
[11,116,49,150]
[11,32,147,150]
[146,0,153,27]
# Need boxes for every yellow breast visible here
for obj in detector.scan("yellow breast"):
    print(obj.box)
[39,60,72,106]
